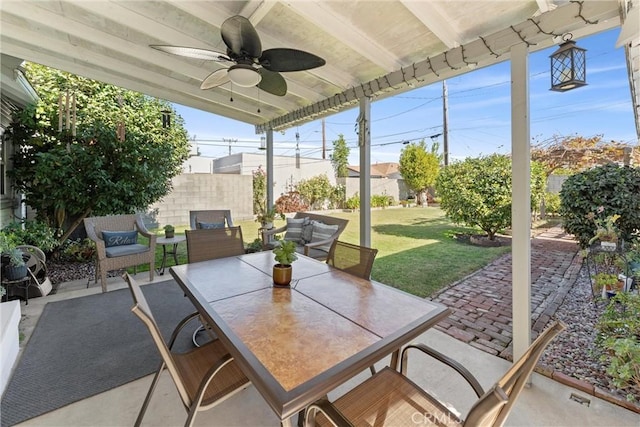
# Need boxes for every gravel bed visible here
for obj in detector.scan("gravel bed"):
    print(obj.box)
[539,264,639,404]
[45,259,638,404]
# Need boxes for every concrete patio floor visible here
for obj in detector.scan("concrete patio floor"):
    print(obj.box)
[6,273,637,427]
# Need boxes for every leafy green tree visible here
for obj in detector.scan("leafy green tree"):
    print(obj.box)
[559,163,640,248]
[296,174,333,210]
[330,134,350,178]
[398,140,440,205]
[252,166,266,215]
[436,154,546,240]
[5,63,190,241]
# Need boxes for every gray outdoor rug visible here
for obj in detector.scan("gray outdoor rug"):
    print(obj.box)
[1,280,197,427]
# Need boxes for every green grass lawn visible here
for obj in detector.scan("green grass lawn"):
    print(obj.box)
[142,207,511,298]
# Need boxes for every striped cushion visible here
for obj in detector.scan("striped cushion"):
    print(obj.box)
[284,217,307,243]
[310,221,339,252]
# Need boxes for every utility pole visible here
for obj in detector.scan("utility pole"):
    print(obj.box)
[442,80,449,166]
[322,118,326,159]
[295,131,300,169]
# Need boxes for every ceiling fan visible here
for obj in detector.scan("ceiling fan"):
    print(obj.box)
[150,15,326,96]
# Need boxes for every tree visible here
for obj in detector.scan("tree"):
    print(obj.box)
[296,174,333,210]
[435,154,546,240]
[330,134,350,178]
[559,163,640,248]
[398,140,440,205]
[5,63,190,241]
[531,134,639,174]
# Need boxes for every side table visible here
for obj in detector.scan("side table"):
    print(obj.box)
[156,235,186,275]
[1,276,33,305]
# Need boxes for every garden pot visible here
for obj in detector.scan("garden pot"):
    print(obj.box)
[3,264,28,281]
[165,231,174,239]
[263,222,273,230]
[599,241,617,251]
[272,264,292,287]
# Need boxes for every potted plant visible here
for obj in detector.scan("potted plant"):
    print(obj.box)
[256,204,284,230]
[163,224,175,239]
[245,238,263,254]
[593,272,622,298]
[588,210,620,251]
[0,234,28,281]
[272,240,298,287]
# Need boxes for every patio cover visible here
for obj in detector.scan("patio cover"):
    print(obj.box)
[1,0,638,360]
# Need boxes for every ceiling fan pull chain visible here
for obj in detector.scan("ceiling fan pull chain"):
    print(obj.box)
[230,82,234,103]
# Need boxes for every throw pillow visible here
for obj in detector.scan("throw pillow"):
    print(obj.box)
[300,218,314,243]
[284,217,307,243]
[310,222,339,252]
[198,221,225,229]
[102,230,138,248]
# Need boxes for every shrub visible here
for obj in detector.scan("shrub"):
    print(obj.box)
[596,292,640,400]
[275,191,308,213]
[436,154,546,240]
[544,192,561,216]
[1,220,59,253]
[345,194,360,210]
[371,194,393,208]
[296,174,332,210]
[559,164,640,248]
[60,238,96,262]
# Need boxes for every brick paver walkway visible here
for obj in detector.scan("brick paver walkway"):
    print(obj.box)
[431,226,581,359]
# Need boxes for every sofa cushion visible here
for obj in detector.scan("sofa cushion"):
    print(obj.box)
[105,243,149,258]
[102,230,138,248]
[284,217,308,243]
[310,222,339,252]
[197,221,226,229]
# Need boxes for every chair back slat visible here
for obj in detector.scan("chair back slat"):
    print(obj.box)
[463,321,566,427]
[186,226,245,263]
[124,273,191,406]
[326,240,378,279]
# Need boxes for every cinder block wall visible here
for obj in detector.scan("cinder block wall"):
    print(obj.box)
[341,177,407,202]
[150,173,253,228]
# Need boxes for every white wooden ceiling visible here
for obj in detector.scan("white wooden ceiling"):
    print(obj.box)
[1,1,636,137]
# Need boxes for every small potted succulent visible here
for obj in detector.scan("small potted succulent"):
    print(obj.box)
[256,204,284,229]
[587,211,620,251]
[272,240,297,287]
[163,224,175,239]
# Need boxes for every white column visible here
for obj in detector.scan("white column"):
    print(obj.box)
[266,129,274,208]
[359,97,371,247]
[511,43,532,361]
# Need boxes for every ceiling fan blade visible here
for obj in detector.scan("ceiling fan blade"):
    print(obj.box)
[200,69,230,90]
[257,69,287,96]
[221,15,262,58]
[150,45,231,62]
[259,48,326,72]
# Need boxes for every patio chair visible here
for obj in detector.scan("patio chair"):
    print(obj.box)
[185,226,245,346]
[305,320,566,427]
[189,209,233,230]
[84,214,156,293]
[185,226,245,263]
[326,240,378,280]
[124,273,250,427]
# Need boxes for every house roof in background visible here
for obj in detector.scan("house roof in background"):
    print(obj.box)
[348,162,399,178]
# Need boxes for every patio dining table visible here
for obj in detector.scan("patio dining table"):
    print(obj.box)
[170,251,450,426]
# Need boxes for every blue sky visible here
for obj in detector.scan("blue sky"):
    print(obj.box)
[173,28,636,165]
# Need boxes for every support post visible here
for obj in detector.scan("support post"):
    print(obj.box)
[266,129,274,209]
[359,97,371,248]
[511,42,532,362]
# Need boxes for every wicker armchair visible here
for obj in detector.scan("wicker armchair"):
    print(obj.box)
[189,210,233,230]
[84,214,156,292]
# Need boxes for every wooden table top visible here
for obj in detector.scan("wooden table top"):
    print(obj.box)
[170,251,450,422]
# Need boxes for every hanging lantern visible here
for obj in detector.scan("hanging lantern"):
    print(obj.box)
[549,34,587,92]
[161,110,171,128]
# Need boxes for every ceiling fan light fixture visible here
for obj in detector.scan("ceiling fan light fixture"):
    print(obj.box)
[228,64,262,87]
